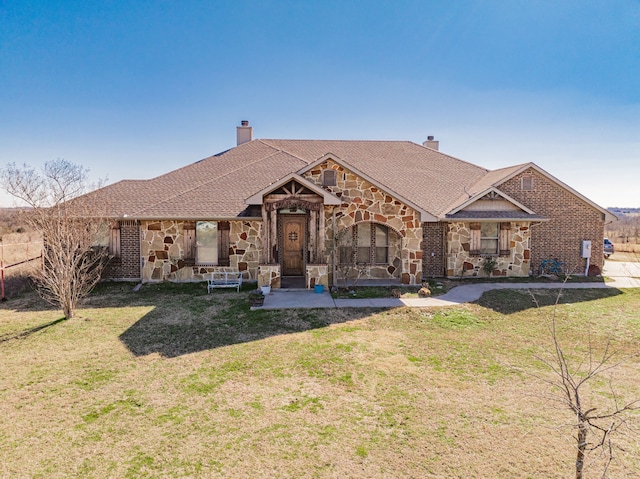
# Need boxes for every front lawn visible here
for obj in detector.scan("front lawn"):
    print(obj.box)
[1,282,639,478]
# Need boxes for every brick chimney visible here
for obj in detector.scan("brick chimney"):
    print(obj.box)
[237,120,253,146]
[423,135,439,151]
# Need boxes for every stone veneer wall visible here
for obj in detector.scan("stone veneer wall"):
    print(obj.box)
[140,220,262,282]
[422,222,446,278]
[306,264,329,288]
[103,220,141,280]
[498,168,605,274]
[258,264,281,288]
[304,160,423,284]
[447,222,531,277]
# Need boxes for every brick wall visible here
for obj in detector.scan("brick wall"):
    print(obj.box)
[498,168,605,274]
[103,220,141,280]
[422,222,445,278]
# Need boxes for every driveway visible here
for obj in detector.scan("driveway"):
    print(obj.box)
[602,259,640,288]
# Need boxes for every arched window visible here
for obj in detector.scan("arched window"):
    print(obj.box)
[338,223,389,264]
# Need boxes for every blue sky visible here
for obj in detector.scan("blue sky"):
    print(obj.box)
[1,0,639,208]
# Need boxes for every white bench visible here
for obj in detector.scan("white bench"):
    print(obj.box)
[207,271,243,293]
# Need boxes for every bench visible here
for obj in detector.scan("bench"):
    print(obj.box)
[207,271,243,293]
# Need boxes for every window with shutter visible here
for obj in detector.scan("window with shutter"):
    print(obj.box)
[218,221,230,266]
[480,222,499,255]
[107,223,121,258]
[469,222,481,255]
[499,222,511,255]
[183,222,195,260]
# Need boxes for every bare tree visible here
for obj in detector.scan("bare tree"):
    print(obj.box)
[0,160,109,318]
[333,227,368,290]
[532,289,639,478]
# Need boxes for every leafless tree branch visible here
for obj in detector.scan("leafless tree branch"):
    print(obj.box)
[0,159,110,318]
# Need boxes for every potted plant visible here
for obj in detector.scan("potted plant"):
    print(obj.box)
[482,256,498,277]
[248,290,264,307]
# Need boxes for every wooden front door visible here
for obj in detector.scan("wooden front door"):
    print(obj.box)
[282,215,305,276]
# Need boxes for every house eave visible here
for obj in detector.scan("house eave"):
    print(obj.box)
[114,215,264,221]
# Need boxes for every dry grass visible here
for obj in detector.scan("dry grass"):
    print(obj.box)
[1,283,639,478]
[607,251,640,262]
[613,244,640,254]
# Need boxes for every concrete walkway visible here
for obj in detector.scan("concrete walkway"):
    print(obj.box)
[259,261,640,310]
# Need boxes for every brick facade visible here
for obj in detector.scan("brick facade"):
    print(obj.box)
[103,220,140,280]
[498,168,605,274]
[422,222,446,278]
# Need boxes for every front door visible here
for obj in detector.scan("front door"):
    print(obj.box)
[282,215,305,276]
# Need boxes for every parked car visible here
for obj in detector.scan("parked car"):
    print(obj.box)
[604,238,614,258]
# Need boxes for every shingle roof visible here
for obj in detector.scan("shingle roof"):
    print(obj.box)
[91,138,500,219]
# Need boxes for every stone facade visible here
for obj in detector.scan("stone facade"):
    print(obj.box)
[102,164,606,285]
[140,220,262,282]
[258,264,281,288]
[306,264,329,288]
[499,168,605,274]
[304,159,423,284]
[446,222,532,277]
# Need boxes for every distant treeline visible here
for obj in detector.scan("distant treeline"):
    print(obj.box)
[609,207,640,215]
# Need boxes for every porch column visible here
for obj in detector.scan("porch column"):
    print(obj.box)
[270,208,277,263]
[309,209,317,263]
[318,206,326,261]
[262,206,269,263]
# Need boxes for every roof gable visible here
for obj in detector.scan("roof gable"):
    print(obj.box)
[444,187,547,222]
[245,173,341,206]
[449,187,537,216]
[297,153,438,222]
[492,163,616,222]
